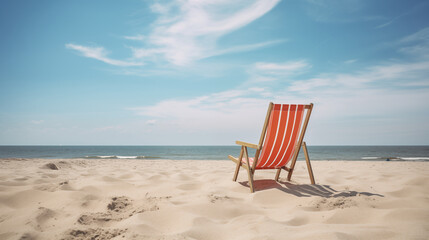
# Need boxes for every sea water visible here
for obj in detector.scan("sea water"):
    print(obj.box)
[0,145,428,161]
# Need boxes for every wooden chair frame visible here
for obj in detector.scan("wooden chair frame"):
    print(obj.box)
[228,102,315,192]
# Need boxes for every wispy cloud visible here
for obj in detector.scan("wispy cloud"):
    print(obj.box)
[304,0,382,23]
[66,44,143,66]
[344,59,357,64]
[375,19,394,29]
[123,34,145,41]
[145,119,157,125]
[127,89,271,144]
[255,60,310,72]
[398,27,429,59]
[130,0,282,65]
[94,125,124,132]
[375,1,429,29]
[66,1,282,68]
[400,27,429,43]
[30,120,44,124]
[129,59,429,144]
[248,60,311,82]
[210,39,285,58]
[288,61,429,93]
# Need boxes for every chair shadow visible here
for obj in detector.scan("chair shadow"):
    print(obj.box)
[239,179,384,198]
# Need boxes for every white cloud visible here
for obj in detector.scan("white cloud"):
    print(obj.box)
[129,59,429,145]
[376,3,428,29]
[145,119,157,125]
[150,2,173,15]
[344,59,357,64]
[375,20,394,29]
[304,0,376,23]
[132,0,282,65]
[66,1,282,67]
[398,27,429,58]
[124,34,145,41]
[401,27,429,43]
[31,120,44,124]
[248,60,311,82]
[129,88,272,144]
[255,60,310,72]
[289,61,429,93]
[210,39,285,58]
[94,125,124,132]
[65,44,143,66]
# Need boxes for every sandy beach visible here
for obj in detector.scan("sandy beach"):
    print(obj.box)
[0,158,428,240]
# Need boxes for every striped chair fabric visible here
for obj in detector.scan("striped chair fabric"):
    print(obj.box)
[229,102,314,192]
[242,104,305,169]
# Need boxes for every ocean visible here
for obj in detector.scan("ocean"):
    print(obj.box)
[0,145,428,161]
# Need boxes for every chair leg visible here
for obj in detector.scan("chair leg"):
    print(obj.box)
[233,146,244,181]
[287,168,293,181]
[233,161,241,181]
[246,166,255,193]
[302,142,315,184]
[287,145,300,181]
[275,168,281,181]
[243,146,254,193]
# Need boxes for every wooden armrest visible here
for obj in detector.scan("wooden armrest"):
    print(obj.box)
[236,140,260,150]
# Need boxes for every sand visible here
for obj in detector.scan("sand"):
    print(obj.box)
[0,158,428,240]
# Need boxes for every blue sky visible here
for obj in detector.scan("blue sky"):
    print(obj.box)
[1,0,429,145]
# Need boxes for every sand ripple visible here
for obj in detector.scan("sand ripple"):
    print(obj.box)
[0,159,427,239]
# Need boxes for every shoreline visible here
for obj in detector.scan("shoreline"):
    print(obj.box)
[1,145,428,162]
[2,157,429,163]
[0,159,428,239]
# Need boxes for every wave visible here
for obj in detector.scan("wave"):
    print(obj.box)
[84,155,160,159]
[361,157,400,160]
[399,157,429,161]
[361,156,429,161]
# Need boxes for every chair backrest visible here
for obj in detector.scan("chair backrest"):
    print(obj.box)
[255,103,312,169]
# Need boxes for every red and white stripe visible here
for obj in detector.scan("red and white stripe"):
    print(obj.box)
[242,104,305,169]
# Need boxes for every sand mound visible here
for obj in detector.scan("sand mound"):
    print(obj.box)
[42,163,59,170]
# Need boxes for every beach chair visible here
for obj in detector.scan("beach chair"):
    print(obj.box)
[228,102,315,192]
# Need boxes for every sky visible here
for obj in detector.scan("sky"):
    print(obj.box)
[1,0,429,145]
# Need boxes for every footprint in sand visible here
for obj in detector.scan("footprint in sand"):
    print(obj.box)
[76,194,167,227]
[286,216,310,226]
[18,233,36,240]
[24,207,58,233]
[305,197,358,211]
[33,180,73,192]
[62,228,127,240]
[208,193,231,203]
[107,196,132,212]
[77,196,132,226]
